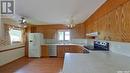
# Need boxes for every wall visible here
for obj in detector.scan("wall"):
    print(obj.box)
[0,18,25,66]
[0,19,7,46]
[29,24,86,39]
[85,0,130,42]
[0,20,4,38]
[0,18,20,46]
[84,0,129,24]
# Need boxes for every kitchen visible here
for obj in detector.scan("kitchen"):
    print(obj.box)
[27,24,88,58]
[0,0,130,73]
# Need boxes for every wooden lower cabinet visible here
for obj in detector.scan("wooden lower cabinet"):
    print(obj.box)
[57,46,65,58]
[57,45,84,58]
[41,45,49,58]
[41,45,85,58]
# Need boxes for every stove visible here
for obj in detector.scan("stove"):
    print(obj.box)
[84,41,109,51]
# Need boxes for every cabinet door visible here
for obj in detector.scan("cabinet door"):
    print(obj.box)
[64,46,71,53]
[57,46,65,58]
[68,45,75,53]
[57,45,84,58]
[75,46,84,53]
[69,45,83,53]
[41,45,49,58]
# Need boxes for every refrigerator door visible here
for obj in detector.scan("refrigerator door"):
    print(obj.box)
[28,33,43,57]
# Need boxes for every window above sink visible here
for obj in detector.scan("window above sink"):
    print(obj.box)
[58,30,70,41]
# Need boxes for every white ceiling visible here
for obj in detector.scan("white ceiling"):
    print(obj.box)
[14,0,106,25]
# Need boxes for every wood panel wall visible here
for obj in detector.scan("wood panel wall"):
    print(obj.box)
[85,0,130,42]
[84,0,129,25]
[28,24,86,39]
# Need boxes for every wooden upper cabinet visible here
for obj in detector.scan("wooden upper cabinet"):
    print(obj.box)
[27,24,86,39]
[43,29,57,39]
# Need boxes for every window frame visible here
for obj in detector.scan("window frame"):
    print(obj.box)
[58,30,70,41]
[9,28,23,43]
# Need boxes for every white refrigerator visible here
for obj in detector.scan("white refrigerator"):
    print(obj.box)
[28,33,44,57]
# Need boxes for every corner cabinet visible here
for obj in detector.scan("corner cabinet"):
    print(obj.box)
[57,45,84,58]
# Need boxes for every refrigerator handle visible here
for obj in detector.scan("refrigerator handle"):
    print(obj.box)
[30,40,33,42]
[33,35,37,46]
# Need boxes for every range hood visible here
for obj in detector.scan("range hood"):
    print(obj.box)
[86,32,99,37]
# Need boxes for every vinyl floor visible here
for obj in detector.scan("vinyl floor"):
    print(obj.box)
[0,57,64,73]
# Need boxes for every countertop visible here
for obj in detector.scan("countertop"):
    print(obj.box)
[42,44,83,46]
[62,51,130,73]
[0,43,25,51]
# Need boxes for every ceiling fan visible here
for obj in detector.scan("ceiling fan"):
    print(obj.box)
[19,17,27,24]
[19,17,28,28]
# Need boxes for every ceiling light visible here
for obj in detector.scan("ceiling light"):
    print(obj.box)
[65,16,76,28]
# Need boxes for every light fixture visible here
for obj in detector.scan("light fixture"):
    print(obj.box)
[65,16,76,28]
[19,17,27,24]
[19,17,27,28]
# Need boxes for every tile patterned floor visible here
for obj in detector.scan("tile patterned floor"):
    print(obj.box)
[0,57,64,73]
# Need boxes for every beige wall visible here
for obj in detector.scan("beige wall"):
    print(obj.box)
[0,20,4,39]
[0,18,25,66]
